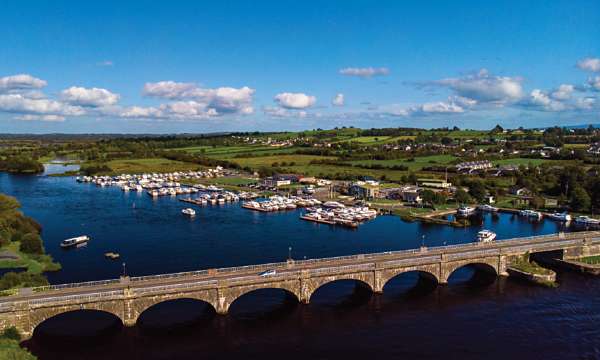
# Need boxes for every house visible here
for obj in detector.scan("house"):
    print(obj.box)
[418,178,451,189]
[298,176,317,184]
[349,183,379,200]
[510,186,532,196]
[400,186,422,203]
[262,177,291,187]
[456,160,494,173]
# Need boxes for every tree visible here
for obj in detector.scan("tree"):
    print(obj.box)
[468,181,487,202]
[454,188,471,204]
[570,186,591,212]
[19,233,43,255]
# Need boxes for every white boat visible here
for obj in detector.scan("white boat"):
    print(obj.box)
[477,204,499,212]
[457,206,476,217]
[548,212,572,222]
[575,216,600,226]
[519,209,543,219]
[61,235,90,248]
[182,208,196,216]
[477,230,496,243]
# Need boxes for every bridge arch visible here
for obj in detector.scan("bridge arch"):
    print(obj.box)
[132,290,219,322]
[380,264,440,290]
[219,280,302,314]
[443,259,498,284]
[29,301,125,339]
[306,273,375,303]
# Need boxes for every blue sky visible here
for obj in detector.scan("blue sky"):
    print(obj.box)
[1,0,599,133]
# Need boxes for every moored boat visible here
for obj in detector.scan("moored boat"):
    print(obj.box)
[477,230,496,243]
[457,206,476,217]
[61,235,90,248]
[182,208,196,216]
[548,212,572,222]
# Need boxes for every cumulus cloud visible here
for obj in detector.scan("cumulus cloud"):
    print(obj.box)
[434,69,523,104]
[520,89,567,112]
[142,81,255,115]
[274,92,316,109]
[263,106,308,118]
[383,97,466,117]
[0,94,85,117]
[587,76,600,91]
[61,86,120,107]
[0,74,47,92]
[575,97,596,110]
[332,93,345,106]
[577,57,600,72]
[339,67,389,78]
[550,84,574,100]
[15,114,65,122]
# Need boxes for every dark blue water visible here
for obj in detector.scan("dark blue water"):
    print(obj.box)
[0,173,569,284]
[3,172,599,360]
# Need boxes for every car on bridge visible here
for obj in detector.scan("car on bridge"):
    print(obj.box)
[259,269,277,277]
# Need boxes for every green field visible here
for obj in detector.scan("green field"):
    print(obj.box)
[104,158,201,174]
[492,158,564,166]
[346,154,458,171]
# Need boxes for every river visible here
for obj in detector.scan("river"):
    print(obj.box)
[0,172,597,359]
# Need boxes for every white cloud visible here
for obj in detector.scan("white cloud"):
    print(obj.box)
[383,98,465,117]
[97,60,114,67]
[274,92,316,109]
[577,57,600,72]
[0,94,85,116]
[520,89,567,112]
[550,84,574,100]
[339,67,389,78]
[0,74,47,92]
[332,93,345,106]
[434,69,523,104]
[60,86,120,107]
[264,106,308,118]
[588,76,600,91]
[575,97,596,110]
[15,114,65,122]
[143,81,255,115]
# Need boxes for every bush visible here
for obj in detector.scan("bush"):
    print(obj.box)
[19,233,43,255]
[0,273,22,291]
[1,327,21,341]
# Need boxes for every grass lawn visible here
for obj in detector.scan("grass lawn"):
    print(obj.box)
[104,158,201,174]
[578,255,600,265]
[0,242,61,274]
[492,158,557,166]
[346,154,458,171]
[511,256,554,275]
[231,154,337,168]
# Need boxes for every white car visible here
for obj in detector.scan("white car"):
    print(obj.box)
[259,269,277,277]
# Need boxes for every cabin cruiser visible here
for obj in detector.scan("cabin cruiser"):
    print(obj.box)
[477,204,499,212]
[477,230,496,243]
[181,208,196,216]
[323,201,345,208]
[575,216,600,226]
[457,206,476,217]
[548,212,572,222]
[61,235,90,248]
[519,209,543,220]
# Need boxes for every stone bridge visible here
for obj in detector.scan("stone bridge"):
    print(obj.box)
[2,230,600,339]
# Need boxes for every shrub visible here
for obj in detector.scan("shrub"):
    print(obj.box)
[1,327,21,341]
[19,233,43,255]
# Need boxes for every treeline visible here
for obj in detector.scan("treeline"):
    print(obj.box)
[0,156,44,174]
